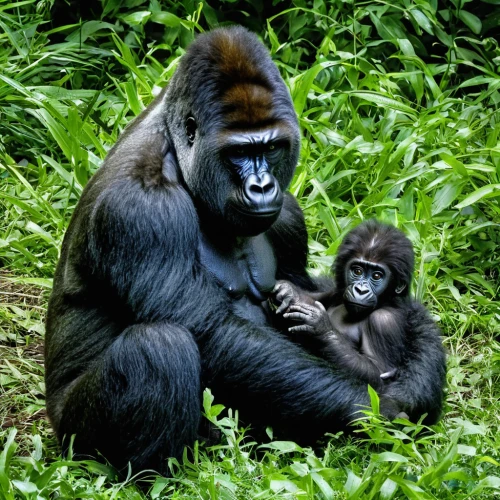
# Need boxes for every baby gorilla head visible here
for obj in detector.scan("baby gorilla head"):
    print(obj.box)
[343,259,391,316]
[335,220,414,318]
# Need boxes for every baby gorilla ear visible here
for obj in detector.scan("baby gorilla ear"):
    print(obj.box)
[395,283,407,295]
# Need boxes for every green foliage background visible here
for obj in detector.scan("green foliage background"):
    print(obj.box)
[0,0,499,498]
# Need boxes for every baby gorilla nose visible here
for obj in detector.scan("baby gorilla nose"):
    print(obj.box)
[353,283,370,297]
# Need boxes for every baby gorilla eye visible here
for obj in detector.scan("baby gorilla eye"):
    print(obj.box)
[372,271,383,280]
[352,267,363,276]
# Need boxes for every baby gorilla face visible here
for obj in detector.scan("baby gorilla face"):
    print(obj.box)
[343,259,392,317]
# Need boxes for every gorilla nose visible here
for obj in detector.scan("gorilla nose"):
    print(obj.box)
[353,284,370,297]
[244,173,279,209]
[248,172,276,195]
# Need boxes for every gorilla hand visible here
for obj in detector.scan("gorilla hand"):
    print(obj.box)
[283,301,333,336]
[273,280,304,315]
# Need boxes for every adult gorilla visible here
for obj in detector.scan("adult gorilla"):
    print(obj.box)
[46,27,394,473]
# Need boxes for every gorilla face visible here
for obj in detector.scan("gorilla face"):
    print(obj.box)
[220,128,296,235]
[343,259,393,317]
[178,117,298,236]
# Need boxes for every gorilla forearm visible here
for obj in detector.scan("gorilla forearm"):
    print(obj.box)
[319,337,384,388]
[381,304,446,423]
[198,317,372,434]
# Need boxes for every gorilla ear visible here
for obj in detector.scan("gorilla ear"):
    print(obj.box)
[185,116,197,145]
[395,283,406,295]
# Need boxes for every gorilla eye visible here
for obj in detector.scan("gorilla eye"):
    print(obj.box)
[372,271,383,281]
[185,116,197,144]
[352,267,363,276]
[269,144,275,150]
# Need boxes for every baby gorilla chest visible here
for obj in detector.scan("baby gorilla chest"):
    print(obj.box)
[328,305,378,357]
[199,233,277,324]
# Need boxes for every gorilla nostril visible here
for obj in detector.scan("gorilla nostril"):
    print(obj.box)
[355,285,369,295]
[262,179,276,195]
[249,183,264,194]
[248,177,277,196]
[243,173,280,207]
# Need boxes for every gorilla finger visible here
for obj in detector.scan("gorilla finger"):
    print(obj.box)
[395,412,410,421]
[287,304,317,314]
[275,289,292,304]
[276,298,292,315]
[289,325,314,334]
[283,312,309,321]
[314,301,327,314]
[274,284,289,297]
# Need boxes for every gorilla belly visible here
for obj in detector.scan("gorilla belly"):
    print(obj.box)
[199,232,277,324]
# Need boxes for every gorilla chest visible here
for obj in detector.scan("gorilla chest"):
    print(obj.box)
[199,233,277,318]
[328,305,373,353]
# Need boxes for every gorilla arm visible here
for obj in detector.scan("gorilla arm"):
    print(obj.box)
[379,302,446,424]
[280,299,386,389]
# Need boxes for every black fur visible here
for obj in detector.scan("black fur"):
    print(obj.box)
[275,220,446,424]
[45,28,401,475]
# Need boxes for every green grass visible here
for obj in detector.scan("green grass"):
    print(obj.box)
[1,0,500,498]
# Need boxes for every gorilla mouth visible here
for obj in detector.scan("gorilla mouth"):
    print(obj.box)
[233,204,281,218]
[347,302,372,309]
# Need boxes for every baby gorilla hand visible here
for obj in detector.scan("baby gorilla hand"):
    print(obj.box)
[283,301,333,335]
[273,280,303,315]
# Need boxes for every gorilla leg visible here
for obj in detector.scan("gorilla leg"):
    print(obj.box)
[55,323,201,474]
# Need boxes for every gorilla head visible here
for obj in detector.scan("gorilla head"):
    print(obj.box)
[165,26,300,236]
[334,220,415,317]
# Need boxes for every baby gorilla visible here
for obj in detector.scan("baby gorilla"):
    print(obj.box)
[274,220,446,422]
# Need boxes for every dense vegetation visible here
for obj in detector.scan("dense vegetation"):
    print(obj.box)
[1,0,499,497]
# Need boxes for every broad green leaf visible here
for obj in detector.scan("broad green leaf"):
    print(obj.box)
[380,478,398,500]
[292,61,338,116]
[367,384,380,414]
[66,21,117,43]
[151,11,181,27]
[311,472,335,500]
[259,441,304,453]
[439,153,469,177]
[349,92,417,117]
[411,9,434,35]
[12,481,38,494]
[432,182,464,215]
[344,470,362,495]
[455,184,500,208]
[459,10,482,34]
[374,452,409,463]
[121,11,151,26]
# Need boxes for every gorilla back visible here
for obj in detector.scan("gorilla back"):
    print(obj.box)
[46,27,395,474]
